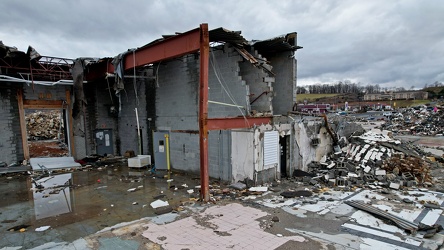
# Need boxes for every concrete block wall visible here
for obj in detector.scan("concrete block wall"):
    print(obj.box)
[117,73,149,156]
[208,44,248,118]
[0,86,23,164]
[156,50,242,180]
[156,56,199,131]
[267,51,296,115]
[83,80,119,156]
[239,49,273,114]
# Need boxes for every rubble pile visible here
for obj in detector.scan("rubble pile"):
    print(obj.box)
[299,130,436,190]
[382,155,433,185]
[382,107,444,136]
[26,111,64,140]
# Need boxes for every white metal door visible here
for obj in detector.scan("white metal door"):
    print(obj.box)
[263,131,279,168]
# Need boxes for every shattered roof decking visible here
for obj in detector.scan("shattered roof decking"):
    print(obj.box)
[0,26,301,83]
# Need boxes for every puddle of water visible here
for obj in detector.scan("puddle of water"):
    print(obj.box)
[0,164,199,249]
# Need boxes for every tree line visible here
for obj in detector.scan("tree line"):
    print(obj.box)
[297,80,443,94]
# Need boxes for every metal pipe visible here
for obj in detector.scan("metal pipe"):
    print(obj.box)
[164,134,170,173]
[0,75,84,86]
[135,108,142,155]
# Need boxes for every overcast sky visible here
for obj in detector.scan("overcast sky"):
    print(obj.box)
[1,0,443,88]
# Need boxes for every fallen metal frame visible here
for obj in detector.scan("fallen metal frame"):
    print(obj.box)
[345,200,419,234]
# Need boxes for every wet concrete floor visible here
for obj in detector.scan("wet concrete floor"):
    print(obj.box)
[0,163,201,249]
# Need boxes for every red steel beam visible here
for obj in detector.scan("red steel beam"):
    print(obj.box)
[123,28,201,70]
[199,24,210,202]
[207,117,272,130]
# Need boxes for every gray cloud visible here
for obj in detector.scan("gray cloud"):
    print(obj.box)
[0,0,443,88]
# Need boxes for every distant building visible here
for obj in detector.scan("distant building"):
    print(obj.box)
[296,103,331,113]
[363,91,428,101]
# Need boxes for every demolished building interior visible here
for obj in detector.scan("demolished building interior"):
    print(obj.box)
[2,23,444,249]
[0,24,305,201]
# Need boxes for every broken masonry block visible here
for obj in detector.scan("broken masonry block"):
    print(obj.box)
[376,176,386,182]
[327,162,336,169]
[364,174,375,182]
[336,169,348,177]
[345,162,356,172]
[336,178,348,187]
[374,169,386,176]
[328,179,336,187]
[337,161,345,169]
[402,172,414,181]
[363,166,372,173]
[389,182,401,190]
[386,173,396,181]
[311,138,320,146]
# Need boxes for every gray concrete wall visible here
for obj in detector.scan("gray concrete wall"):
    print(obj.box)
[239,49,273,114]
[0,86,23,164]
[267,51,296,115]
[155,48,242,180]
[208,44,249,118]
[117,74,149,156]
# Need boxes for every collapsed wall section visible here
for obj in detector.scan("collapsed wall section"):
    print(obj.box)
[293,121,333,171]
[239,49,273,115]
[208,44,249,118]
[0,85,23,164]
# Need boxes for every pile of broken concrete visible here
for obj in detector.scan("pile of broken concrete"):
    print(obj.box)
[382,106,443,136]
[300,129,440,191]
[25,110,64,140]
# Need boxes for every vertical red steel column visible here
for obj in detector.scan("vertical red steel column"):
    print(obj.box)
[199,23,210,202]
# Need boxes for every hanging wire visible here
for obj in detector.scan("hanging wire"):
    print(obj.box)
[155,61,162,88]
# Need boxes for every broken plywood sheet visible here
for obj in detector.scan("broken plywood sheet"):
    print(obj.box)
[30,157,81,171]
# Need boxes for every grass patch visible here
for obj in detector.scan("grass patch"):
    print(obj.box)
[296,93,339,102]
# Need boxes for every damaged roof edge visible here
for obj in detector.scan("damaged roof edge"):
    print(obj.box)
[252,32,303,54]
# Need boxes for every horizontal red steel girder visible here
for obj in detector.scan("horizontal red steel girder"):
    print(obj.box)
[207,117,272,130]
[121,28,201,71]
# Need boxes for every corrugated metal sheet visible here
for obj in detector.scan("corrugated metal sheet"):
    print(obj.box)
[209,27,247,45]
[264,131,279,167]
[345,200,419,234]
[252,32,303,55]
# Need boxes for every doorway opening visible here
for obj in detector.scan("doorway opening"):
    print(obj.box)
[25,109,69,158]
[280,135,290,178]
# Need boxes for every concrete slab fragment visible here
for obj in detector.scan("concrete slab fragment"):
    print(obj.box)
[142,203,305,249]
[30,157,81,171]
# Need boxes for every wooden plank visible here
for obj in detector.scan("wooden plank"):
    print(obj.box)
[17,89,30,160]
[23,99,63,108]
[66,89,75,158]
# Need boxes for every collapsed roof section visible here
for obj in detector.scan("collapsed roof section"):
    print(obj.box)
[0,27,302,84]
[0,41,74,85]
